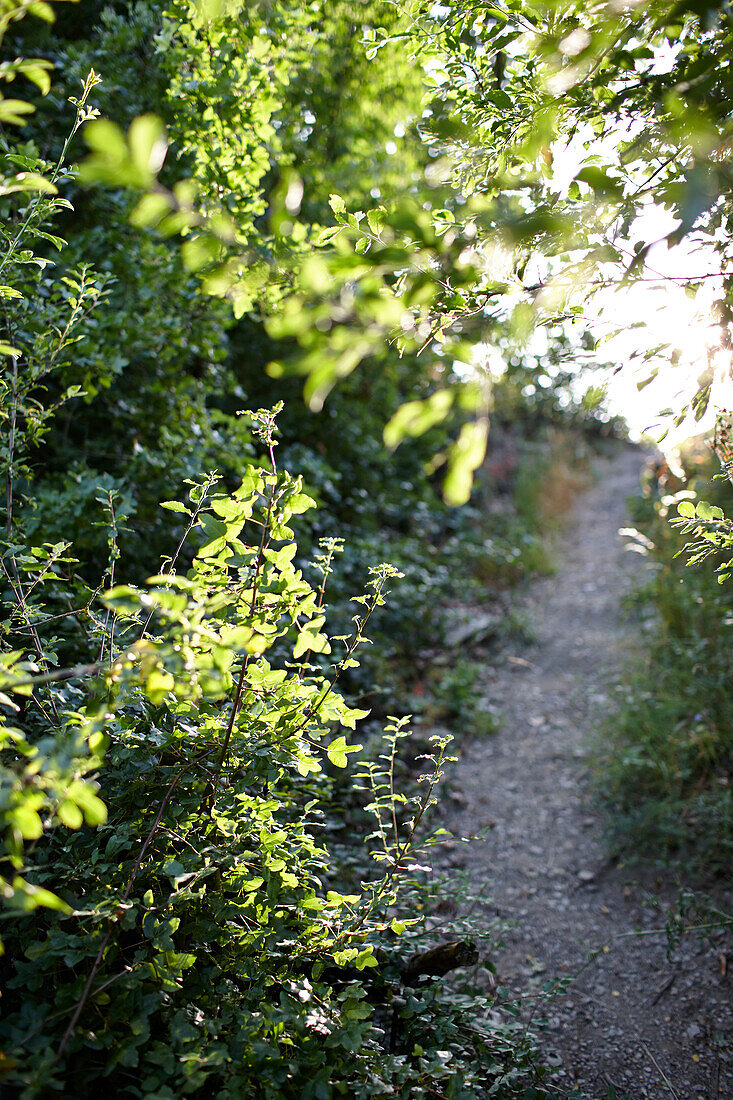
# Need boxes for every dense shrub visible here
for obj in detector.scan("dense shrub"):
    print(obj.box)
[0,11,557,1094]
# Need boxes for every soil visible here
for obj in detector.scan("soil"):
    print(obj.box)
[443,445,733,1099]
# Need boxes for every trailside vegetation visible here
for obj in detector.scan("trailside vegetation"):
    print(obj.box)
[0,2,569,1095]
[602,449,733,875]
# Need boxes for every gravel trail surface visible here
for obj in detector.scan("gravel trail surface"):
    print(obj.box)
[447,446,732,1099]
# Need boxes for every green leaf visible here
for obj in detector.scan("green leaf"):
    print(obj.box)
[163,859,185,881]
[443,420,489,506]
[81,119,129,171]
[339,705,369,731]
[69,784,107,827]
[316,225,342,246]
[696,501,723,521]
[241,877,264,892]
[130,191,173,228]
[57,800,83,830]
[576,166,624,199]
[81,115,167,189]
[193,0,228,24]
[9,877,72,914]
[2,172,57,195]
[181,233,221,272]
[128,114,168,180]
[366,206,386,234]
[353,947,378,970]
[146,669,175,701]
[0,99,36,125]
[16,60,53,96]
[288,492,317,515]
[13,805,43,839]
[326,736,361,768]
[197,513,230,556]
[293,626,331,659]
[329,193,346,218]
[383,391,454,449]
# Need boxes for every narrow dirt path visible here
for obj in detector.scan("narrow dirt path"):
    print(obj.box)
[447,446,732,1099]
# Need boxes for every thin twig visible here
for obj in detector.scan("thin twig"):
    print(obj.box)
[0,72,100,280]
[640,1040,680,1099]
[138,471,220,639]
[5,346,18,541]
[98,492,118,664]
[389,734,399,849]
[2,661,103,690]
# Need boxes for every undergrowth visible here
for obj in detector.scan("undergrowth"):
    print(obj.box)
[0,25,558,1093]
[599,448,733,875]
[467,428,596,589]
[0,403,551,1098]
